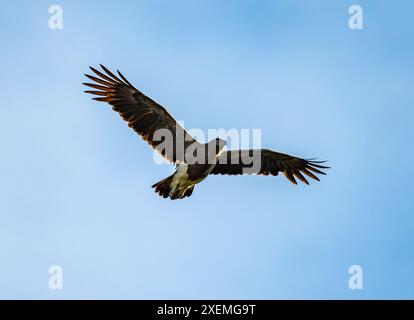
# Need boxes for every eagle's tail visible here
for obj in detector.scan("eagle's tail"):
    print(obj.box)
[151,176,195,200]
[152,175,174,198]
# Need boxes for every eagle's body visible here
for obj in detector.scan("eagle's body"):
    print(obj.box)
[155,163,208,200]
[152,138,226,199]
[84,65,328,200]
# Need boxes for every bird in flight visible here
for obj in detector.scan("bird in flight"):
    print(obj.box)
[84,65,328,200]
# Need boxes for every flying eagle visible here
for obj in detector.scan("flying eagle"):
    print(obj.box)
[84,65,328,200]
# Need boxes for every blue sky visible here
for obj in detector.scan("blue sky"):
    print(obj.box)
[0,0,413,299]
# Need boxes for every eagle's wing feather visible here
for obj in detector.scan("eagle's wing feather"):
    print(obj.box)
[210,149,328,185]
[84,65,198,163]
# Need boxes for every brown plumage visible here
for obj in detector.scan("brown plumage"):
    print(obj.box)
[210,149,328,185]
[84,65,329,199]
[84,64,198,164]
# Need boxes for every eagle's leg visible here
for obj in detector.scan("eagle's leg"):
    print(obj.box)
[182,186,194,198]
[170,186,195,200]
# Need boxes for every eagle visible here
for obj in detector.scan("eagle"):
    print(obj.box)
[84,65,328,200]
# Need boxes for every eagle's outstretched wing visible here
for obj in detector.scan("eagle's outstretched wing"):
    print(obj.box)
[211,149,328,185]
[83,65,198,163]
